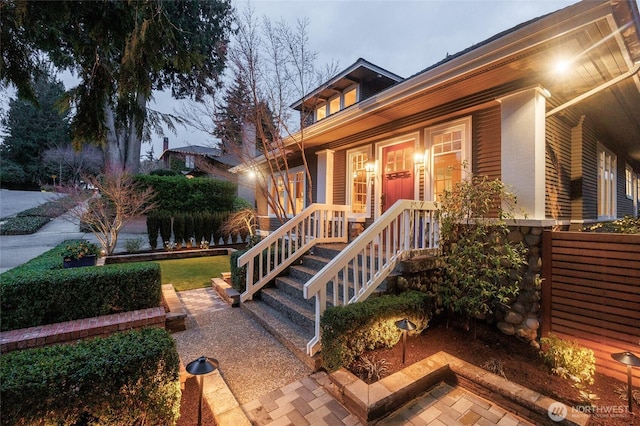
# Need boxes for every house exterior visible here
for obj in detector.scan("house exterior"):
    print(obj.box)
[159,138,255,205]
[235,0,640,358]
[248,0,639,231]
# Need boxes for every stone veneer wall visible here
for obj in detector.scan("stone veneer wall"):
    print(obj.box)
[389,225,547,348]
[495,226,545,349]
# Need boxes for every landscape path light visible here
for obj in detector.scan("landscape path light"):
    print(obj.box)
[611,351,640,413]
[395,318,416,364]
[186,356,219,426]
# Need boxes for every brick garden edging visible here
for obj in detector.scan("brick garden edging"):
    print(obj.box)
[0,307,166,353]
[327,351,590,426]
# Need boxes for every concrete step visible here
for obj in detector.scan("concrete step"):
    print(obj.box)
[240,300,320,370]
[260,287,315,334]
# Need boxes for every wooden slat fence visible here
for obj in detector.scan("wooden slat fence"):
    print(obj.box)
[541,230,640,386]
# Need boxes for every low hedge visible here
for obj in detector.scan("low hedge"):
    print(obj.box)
[320,291,434,372]
[0,241,161,331]
[0,196,71,235]
[0,327,180,426]
[0,215,51,235]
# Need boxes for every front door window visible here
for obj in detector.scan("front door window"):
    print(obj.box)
[382,141,415,211]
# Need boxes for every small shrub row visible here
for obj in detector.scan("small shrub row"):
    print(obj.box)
[1,241,161,331]
[0,215,51,235]
[147,210,234,249]
[0,196,71,235]
[135,175,236,213]
[0,327,180,426]
[320,291,434,372]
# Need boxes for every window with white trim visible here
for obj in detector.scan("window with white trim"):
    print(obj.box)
[314,84,359,122]
[597,144,617,219]
[315,103,327,122]
[625,164,633,199]
[426,117,471,201]
[347,148,371,217]
[269,169,306,216]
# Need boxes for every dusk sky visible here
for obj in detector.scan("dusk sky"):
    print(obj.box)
[154,0,581,155]
[4,0,620,158]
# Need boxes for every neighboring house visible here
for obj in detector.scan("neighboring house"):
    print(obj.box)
[159,138,255,205]
[235,0,640,359]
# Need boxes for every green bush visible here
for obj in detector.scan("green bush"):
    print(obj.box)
[173,213,185,247]
[321,291,433,371]
[146,211,160,249]
[135,175,236,213]
[0,215,51,235]
[16,198,69,218]
[0,328,180,426]
[230,249,246,292]
[581,215,640,234]
[540,334,596,385]
[0,241,161,331]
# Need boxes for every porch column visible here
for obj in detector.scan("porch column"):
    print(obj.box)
[498,87,549,220]
[316,149,335,204]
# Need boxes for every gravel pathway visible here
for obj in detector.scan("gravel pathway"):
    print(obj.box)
[172,287,312,404]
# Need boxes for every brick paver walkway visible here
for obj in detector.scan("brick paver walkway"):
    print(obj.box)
[177,288,535,426]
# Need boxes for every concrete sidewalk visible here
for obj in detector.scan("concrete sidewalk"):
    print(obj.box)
[0,190,149,273]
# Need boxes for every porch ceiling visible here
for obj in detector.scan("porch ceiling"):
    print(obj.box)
[298,2,640,162]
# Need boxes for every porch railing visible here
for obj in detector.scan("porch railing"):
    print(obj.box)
[239,204,350,302]
[303,199,439,355]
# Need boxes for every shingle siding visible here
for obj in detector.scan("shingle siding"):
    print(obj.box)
[472,106,501,180]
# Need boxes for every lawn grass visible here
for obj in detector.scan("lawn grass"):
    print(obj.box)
[157,255,231,291]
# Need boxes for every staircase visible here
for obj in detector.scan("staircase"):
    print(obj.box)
[241,243,347,369]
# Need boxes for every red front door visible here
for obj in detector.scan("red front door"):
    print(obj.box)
[382,141,415,212]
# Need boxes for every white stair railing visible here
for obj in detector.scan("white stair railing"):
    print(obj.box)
[239,204,350,302]
[303,200,439,355]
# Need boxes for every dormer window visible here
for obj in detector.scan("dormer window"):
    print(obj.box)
[314,85,360,123]
[315,104,327,121]
[291,58,403,126]
[344,86,357,108]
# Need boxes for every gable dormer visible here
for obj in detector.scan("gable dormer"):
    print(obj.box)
[291,58,403,126]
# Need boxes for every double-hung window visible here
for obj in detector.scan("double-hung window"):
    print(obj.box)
[270,169,305,216]
[347,148,371,218]
[625,164,633,199]
[597,144,617,220]
[426,117,471,201]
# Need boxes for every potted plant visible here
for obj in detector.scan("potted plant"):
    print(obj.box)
[62,240,100,268]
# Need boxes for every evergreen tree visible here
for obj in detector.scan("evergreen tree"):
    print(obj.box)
[1,0,234,173]
[0,71,70,188]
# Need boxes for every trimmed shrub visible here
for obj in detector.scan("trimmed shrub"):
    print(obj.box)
[0,328,180,426]
[173,213,185,247]
[0,241,161,331]
[184,213,195,246]
[146,211,160,250]
[320,291,433,372]
[0,215,51,235]
[135,175,236,213]
[160,211,172,245]
[230,249,246,292]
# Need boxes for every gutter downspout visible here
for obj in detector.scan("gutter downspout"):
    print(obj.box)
[546,62,640,117]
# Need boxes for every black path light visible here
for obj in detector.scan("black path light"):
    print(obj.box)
[611,351,640,413]
[395,318,417,364]
[186,356,219,426]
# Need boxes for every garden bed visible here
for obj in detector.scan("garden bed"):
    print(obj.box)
[104,247,239,264]
[349,319,632,426]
